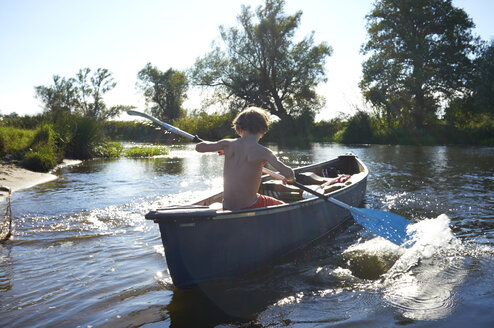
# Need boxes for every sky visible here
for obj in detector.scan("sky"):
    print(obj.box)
[1,0,493,121]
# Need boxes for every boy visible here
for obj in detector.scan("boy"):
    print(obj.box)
[196,107,295,210]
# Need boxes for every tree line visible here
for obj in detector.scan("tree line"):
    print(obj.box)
[2,0,493,151]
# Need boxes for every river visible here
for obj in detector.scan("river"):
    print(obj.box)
[1,144,493,327]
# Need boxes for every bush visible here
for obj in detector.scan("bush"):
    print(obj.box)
[0,127,37,158]
[94,141,124,158]
[0,113,45,129]
[312,118,346,142]
[340,111,373,144]
[22,145,58,172]
[103,121,167,142]
[21,124,61,172]
[124,145,168,158]
[65,116,106,159]
[175,112,236,141]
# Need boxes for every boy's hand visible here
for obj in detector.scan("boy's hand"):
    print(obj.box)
[284,176,295,185]
[218,150,224,156]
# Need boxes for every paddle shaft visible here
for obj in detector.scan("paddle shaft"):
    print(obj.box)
[261,168,351,210]
[263,167,412,246]
[127,110,202,142]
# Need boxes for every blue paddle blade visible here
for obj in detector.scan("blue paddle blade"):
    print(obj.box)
[349,207,411,245]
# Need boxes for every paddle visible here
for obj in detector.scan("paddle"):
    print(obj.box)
[127,110,202,142]
[262,168,412,246]
[127,110,412,246]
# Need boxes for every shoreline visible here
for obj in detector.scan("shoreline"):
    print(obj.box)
[0,162,58,203]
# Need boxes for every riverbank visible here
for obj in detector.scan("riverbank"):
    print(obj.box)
[0,161,57,203]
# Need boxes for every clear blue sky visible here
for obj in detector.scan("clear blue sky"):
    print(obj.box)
[1,0,493,121]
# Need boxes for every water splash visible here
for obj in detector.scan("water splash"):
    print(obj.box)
[334,214,471,321]
[381,214,467,320]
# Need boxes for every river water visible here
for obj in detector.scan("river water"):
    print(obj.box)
[1,144,493,327]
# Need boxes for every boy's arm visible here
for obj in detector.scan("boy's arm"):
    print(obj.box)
[264,149,295,183]
[196,139,229,153]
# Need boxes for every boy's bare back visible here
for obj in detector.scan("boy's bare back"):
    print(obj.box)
[197,132,293,210]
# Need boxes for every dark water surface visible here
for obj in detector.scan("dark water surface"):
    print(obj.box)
[1,144,493,327]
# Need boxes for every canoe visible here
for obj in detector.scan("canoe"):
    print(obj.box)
[145,153,368,288]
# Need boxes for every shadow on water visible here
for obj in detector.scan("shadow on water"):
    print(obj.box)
[166,283,270,327]
[164,263,316,327]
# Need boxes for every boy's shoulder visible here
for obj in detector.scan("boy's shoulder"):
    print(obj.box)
[218,138,238,145]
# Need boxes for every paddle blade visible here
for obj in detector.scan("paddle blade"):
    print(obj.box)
[349,207,411,245]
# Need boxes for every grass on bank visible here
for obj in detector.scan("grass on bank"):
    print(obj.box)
[0,127,37,157]
[1,125,169,172]
[96,142,169,158]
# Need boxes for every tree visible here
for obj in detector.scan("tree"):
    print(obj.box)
[471,40,494,115]
[136,63,188,122]
[190,0,332,121]
[35,68,125,120]
[35,75,78,113]
[360,0,479,128]
[74,68,125,120]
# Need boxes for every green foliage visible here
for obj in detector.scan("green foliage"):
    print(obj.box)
[94,141,124,158]
[34,75,78,114]
[445,113,494,145]
[0,113,45,129]
[94,142,168,158]
[469,41,494,115]
[103,120,168,142]
[0,127,36,157]
[190,0,331,120]
[124,145,168,158]
[137,63,188,122]
[174,111,236,140]
[75,68,118,119]
[333,110,494,146]
[312,118,346,142]
[360,0,479,128]
[35,68,128,120]
[21,124,61,172]
[264,113,315,146]
[22,145,58,172]
[65,116,106,159]
[340,112,373,144]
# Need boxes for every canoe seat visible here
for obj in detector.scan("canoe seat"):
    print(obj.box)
[260,180,303,202]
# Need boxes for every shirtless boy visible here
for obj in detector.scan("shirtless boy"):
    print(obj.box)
[196,107,295,210]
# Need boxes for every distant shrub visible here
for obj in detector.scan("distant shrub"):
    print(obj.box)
[103,121,167,143]
[312,119,346,142]
[124,145,168,158]
[0,127,36,157]
[65,116,106,159]
[22,145,58,172]
[0,113,45,129]
[21,124,60,172]
[341,111,373,144]
[94,141,124,158]
[175,112,236,140]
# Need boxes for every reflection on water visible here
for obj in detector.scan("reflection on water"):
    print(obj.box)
[1,144,493,327]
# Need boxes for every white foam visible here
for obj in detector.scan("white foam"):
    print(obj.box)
[404,214,457,256]
[381,214,467,320]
